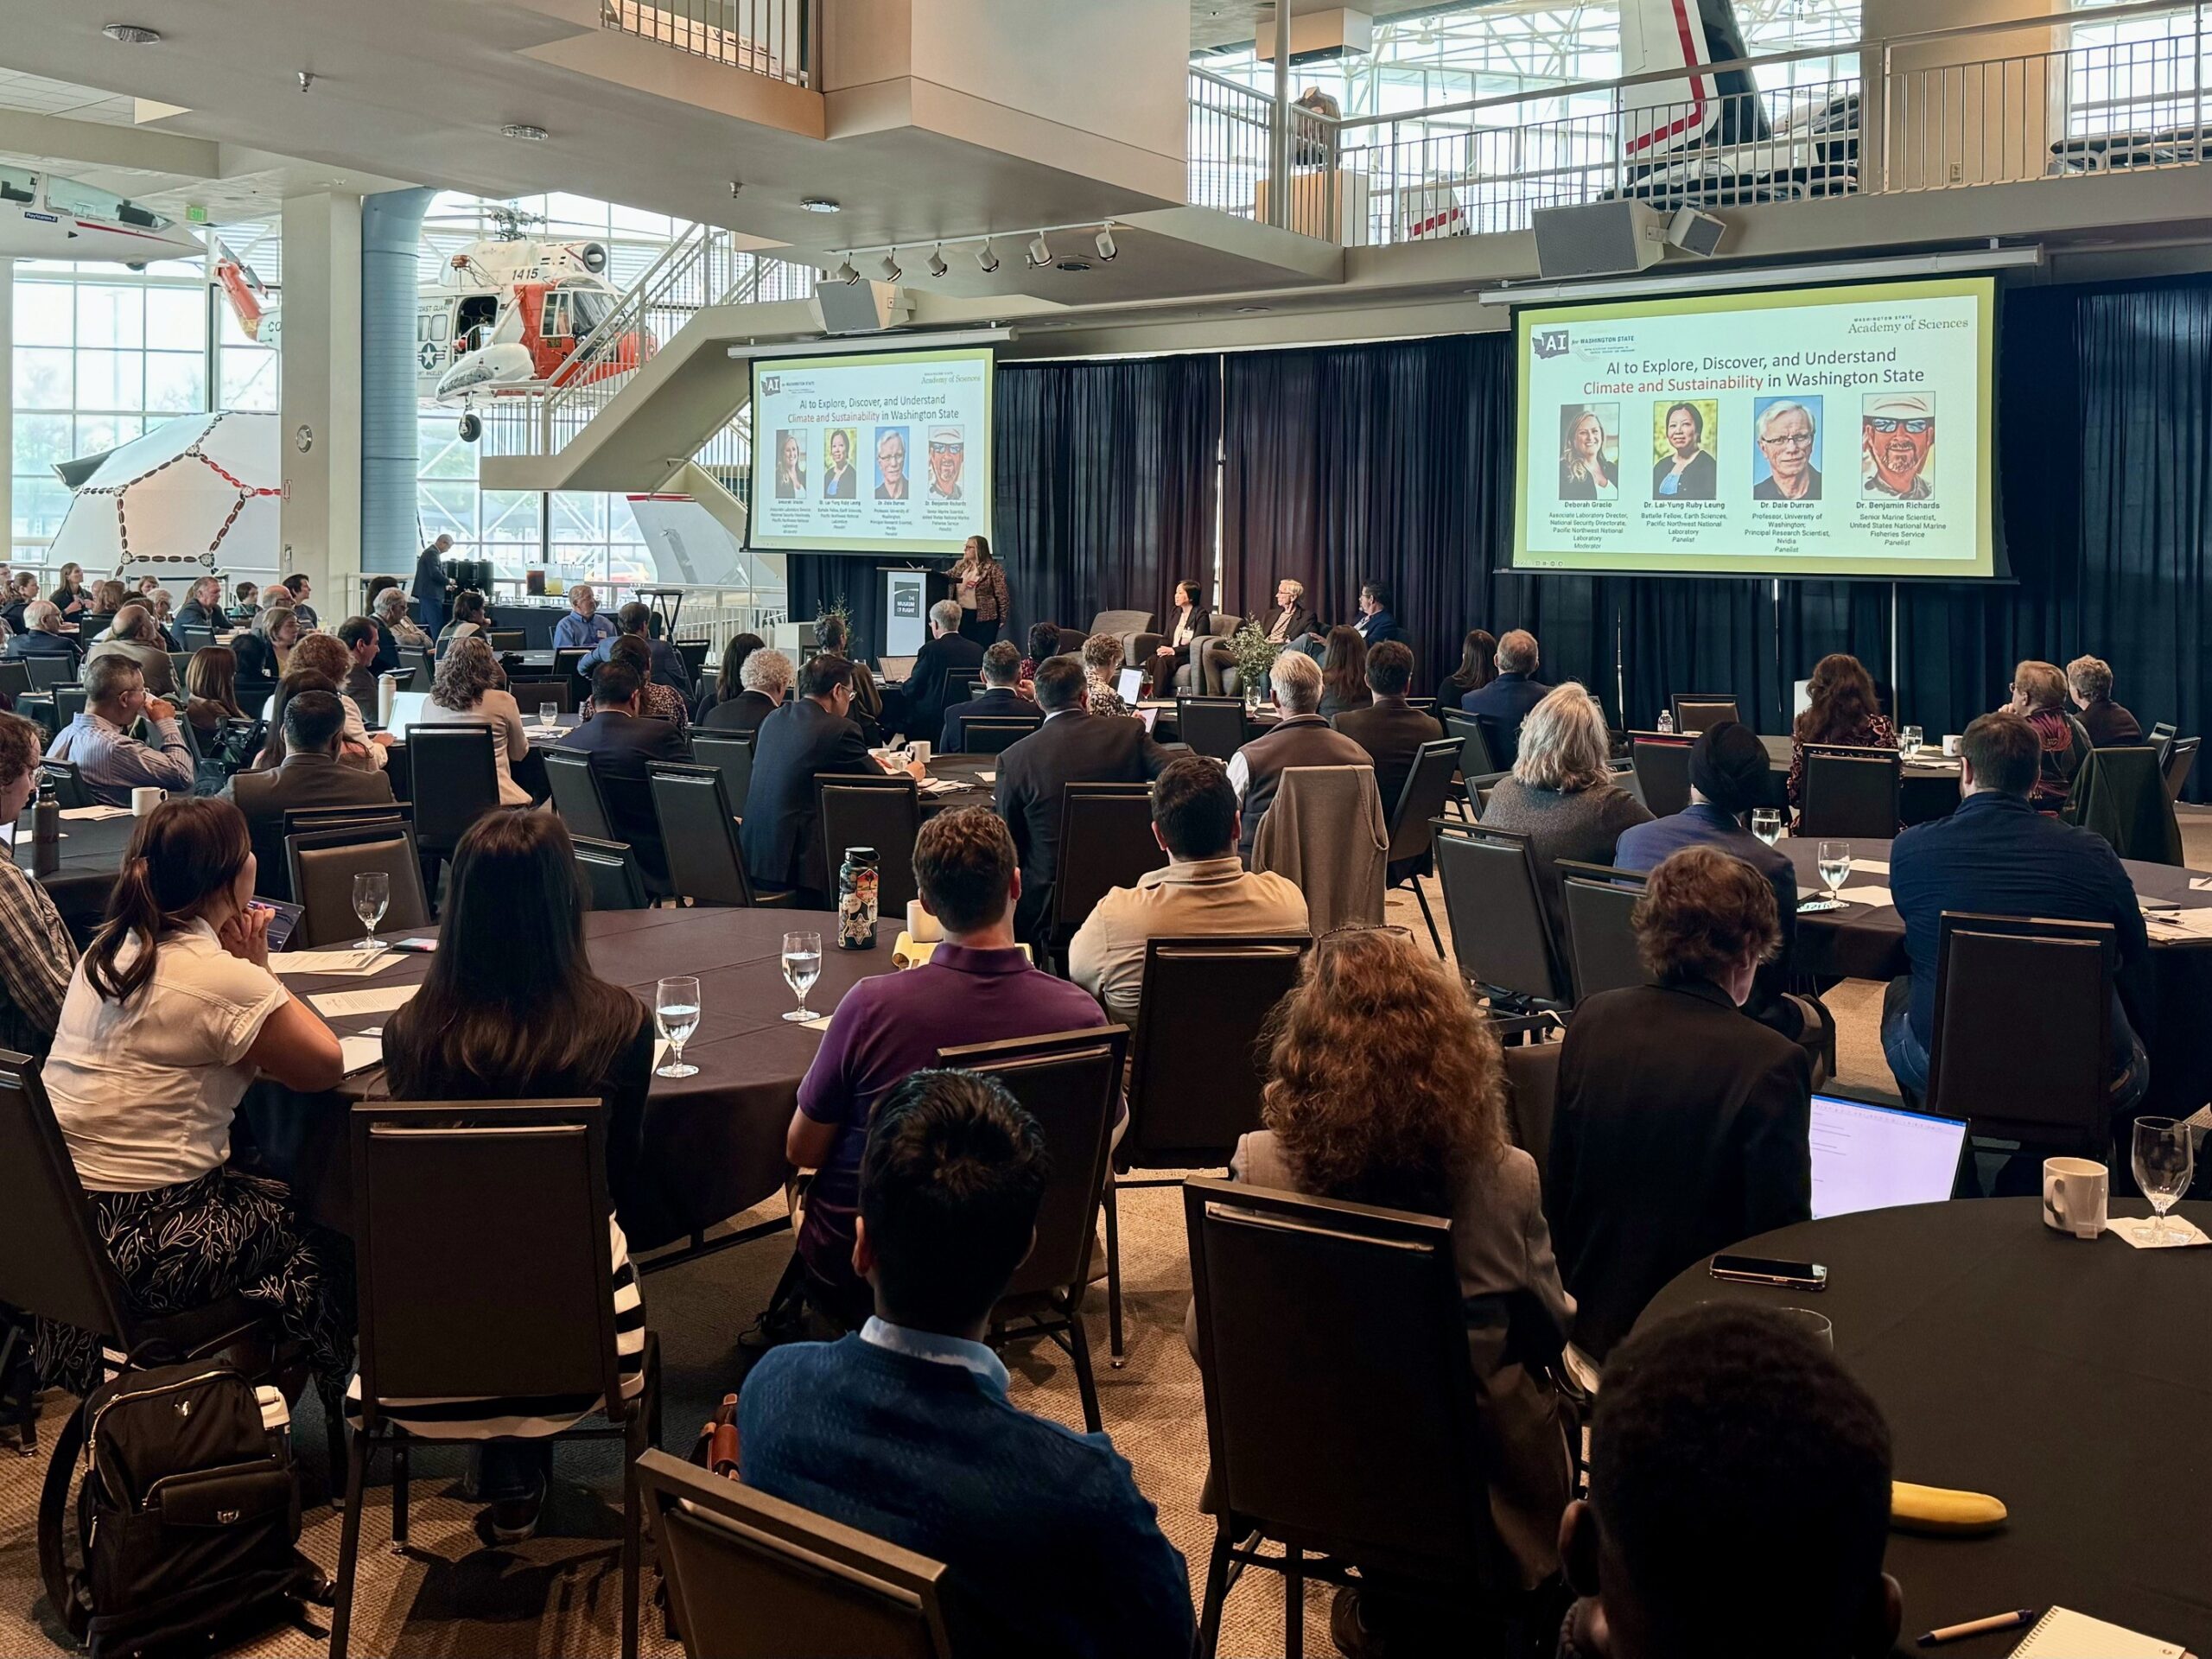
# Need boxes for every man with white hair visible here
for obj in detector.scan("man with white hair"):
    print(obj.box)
[553,582,619,652]
[702,645,795,736]
[887,597,984,749]
[1262,578,1313,647]
[1225,650,1371,859]
[5,601,80,666]
[1459,626,1553,766]
[1753,401,1821,501]
[374,585,434,654]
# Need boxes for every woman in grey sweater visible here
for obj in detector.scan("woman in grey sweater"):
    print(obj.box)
[1480,680,1651,941]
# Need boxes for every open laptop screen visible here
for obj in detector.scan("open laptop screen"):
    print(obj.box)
[1808,1094,1967,1219]
[1117,667,1144,704]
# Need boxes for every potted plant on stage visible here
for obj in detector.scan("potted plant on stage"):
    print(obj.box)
[1228,623,1281,713]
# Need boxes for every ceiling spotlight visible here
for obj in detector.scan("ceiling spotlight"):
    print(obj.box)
[1094,225,1117,262]
[102,22,162,42]
[833,257,859,285]
[976,240,1000,274]
[500,124,550,142]
[728,180,744,198]
[1026,232,1052,270]
[799,197,841,214]
[879,251,903,283]
[925,245,949,279]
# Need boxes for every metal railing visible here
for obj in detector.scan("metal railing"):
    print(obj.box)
[600,0,816,87]
[1188,68,1340,239]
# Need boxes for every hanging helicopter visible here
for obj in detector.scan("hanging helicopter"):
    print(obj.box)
[0,163,206,265]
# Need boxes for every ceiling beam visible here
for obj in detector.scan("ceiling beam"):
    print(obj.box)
[0,109,219,176]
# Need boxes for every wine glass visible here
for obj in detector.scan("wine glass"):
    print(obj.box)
[539,701,560,729]
[1751,808,1783,847]
[655,976,702,1078]
[1816,840,1852,902]
[1900,724,1923,760]
[351,871,390,950]
[780,931,823,1024]
[2132,1116,2195,1245]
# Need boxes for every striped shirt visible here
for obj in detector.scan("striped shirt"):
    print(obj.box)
[0,853,76,1054]
[47,711,194,805]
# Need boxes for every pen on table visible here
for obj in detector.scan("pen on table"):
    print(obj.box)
[1916,1608,2037,1647]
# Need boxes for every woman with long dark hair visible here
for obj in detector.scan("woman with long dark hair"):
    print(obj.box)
[697,631,764,721]
[435,588,489,651]
[1318,624,1372,720]
[379,811,650,1539]
[34,798,346,1392]
[253,668,340,771]
[1143,579,1212,696]
[48,561,88,620]
[1442,629,1498,702]
[184,645,246,743]
[1788,652,1896,810]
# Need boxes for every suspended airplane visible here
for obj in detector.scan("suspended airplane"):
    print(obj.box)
[0,163,204,265]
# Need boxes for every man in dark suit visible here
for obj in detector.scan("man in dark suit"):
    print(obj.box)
[742,653,913,906]
[1351,580,1410,650]
[1330,639,1443,813]
[219,690,397,901]
[6,601,81,664]
[884,601,983,748]
[994,657,1172,940]
[2065,654,2144,747]
[1261,577,1314,649]
[557,660,690,881]
[1459,627,1553,766]
[413,534,453,637]
[941,641,1039,753]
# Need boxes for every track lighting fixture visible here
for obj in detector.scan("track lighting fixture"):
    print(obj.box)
[976,241,1000,273]
[879,251,903,282]
[926,245,949,278]
[1094,225,1117,262]
[1026,232,1052,269]
[833,257,859,284]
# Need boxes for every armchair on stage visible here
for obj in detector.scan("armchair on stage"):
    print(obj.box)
[1123,613,1242,695]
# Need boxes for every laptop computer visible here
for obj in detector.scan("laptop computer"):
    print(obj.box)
[382,690,431,739]
[1117,667,1144,703]
[1808,1092,1968,1219]
[878,655,915,684]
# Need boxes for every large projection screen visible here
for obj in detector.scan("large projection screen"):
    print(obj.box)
[748,346,994,555]
[1511,276,1997,579]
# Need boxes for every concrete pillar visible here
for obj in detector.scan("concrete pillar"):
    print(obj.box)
[360,188,435,577]
[0,262,12,573]
[278,191,364,604]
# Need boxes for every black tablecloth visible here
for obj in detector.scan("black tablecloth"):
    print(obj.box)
[239,906,903,1249]
[23,812,142,931]
[1755,734,1961,825]
[1639,1199,2212,1652]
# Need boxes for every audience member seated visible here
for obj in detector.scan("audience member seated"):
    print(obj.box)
[416,635,534,806]
[2005,658,2093,812]
[1207,927,1573,1633]
[701,644,791,736]
[1557,1305,1901,1659]
[86,579,128,631]
[550,581,620,652]
[941,640,1039,752]
[251,670,340,772]
[146,588,183,652]
[1480,683,1653,941]
[220,690,398,896]
[607,633,688,730]
[1351,580,1410,649]
[270,631,393,770]
[174,575,227,635]
[1018,621,1061,692]
[747,1069,1192,1656]
[1332,639,1444,810]
[784,809,1108,1329]
[0,710,78,1056]
[279,573,319,631]
[378,811,649,1542]
[435,588,490,652]
[1,571,38,636]
[1142,580,1213,695]
[233,601,299,683]
[6,600,81,665]
[1262,576,1314,648]
[232,580,261,622]
[1788,652,1897,813]
[1615,721,1828,1063]
[995,658,1172,938]
[1884,711,2149,1115]
[1081,630,1132,716]
[31,798,346,1395]
[2065,653,2142,747]
[183,646,246,744]
[1318,625,1373,720]
[885,601,986,742]
[48,655,194,805]
[1070,755,1308,1029]
[817,616,882,728]
[578,601,690,695]
[335,615,383,706]
[1460,629,1552,762]
[741,653,908,906]
[1549,847,1811,1362]
[374,585,433,657]
[559,660,690,884]
[694,631,764,722]
[1442,627,1497,703]
[86,605,175,696]
[1225,651,1370,861]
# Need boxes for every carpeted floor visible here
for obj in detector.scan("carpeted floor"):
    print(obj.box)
[4,814,2203,1657]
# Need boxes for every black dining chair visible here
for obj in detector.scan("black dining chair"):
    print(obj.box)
[1501,1039,1563,1204]
[649,762,787,907]
[554,647,591,688]
[1176,696,1248,764]
[543,747,617,842]
[484,630,525,654]
[335,1100,658,1659]
[52,688,88,732]
[286,822,432,948]
[2161,735,2198,803]
[36,759,91,809]
[689,732,755,819]
[1798,743,1901,838]
[407,722,503,868]
[1670,693,1741,734]
[1557,860,1649,1004]
[961,715,1041,756]
[1627,733,1694,818]
[943,667,983,709]
[1440,710,1499,820]
[571,835,650,911]
[938,1024,1129,1434]
[397,648,431,692]
[636,1451,955,1659]
[1047,781,1166,966]
[24,656,78,692]
[1383,739,1462,957]
[283,802,413,845]
[0,661,29,703]
[817,775,921,917]
[1471,712,1516,773]
[176,625,218,655]
[505,677,573,716]
[1432,820,1572,1013]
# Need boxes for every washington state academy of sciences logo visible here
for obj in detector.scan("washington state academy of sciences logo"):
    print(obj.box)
[1532,328,1569,359]
[760,375,782,395]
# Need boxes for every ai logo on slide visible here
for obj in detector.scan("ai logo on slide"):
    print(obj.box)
[760,375,781,395]
[1532,328,1570,359]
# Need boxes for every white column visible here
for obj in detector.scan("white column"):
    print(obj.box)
[0,260,14,572]
[278,192,364,604]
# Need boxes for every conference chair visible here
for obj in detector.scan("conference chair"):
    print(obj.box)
[1925,912,2116,1162]
[176,625,218,655]
[1432,820,1572,1013]
[397,648,432,692]
[1176,696,1248,763]
[407,721,503,872]
[336,1100,658,1659]
[484,630,525,654]
[506,676,573,716]
[1797,742,1901,838]
[1626,733,1694,818]
[166,652,192,686]
[1557,860,1649,1003]
[35,759,91,810]
[572,835,650,912]
[1669,693,1741,734]
[1048,781,1167,968]
[1440,711,1499,820]
[53,688,88,732]
[637,1451,955,1659]
[1471,710,1518,772]
[286,822,434,948]
[649,762,789,907]
[23,657,77,692]
[2148,720,2177,770]
[1109,937,1308,1363]
[77,613,114,644]
[2162,735,2198,803]
[944,666,983,708]
[1382,739,1462,956]
[1185,1178,1518,1659]
[0,661,29,703]
[555,647,591,687]
[543,747,619,842]
[938,1024,1129,1434]
[816,774,921,917]
[2069,746,2183,864]
[688,731,755,820]
[960,715,1041,756]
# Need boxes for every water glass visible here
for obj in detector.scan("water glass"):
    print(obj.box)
[351,870,390,950]
[1816,840,1852,902]
[1751,808,1783,847]
[1900,724,1923,760]
[655,976,702,1078]
[539,701,560,728]
[2131,1116,2195,1245]
[780,931,823,1024]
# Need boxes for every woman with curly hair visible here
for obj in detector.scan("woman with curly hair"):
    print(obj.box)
[1193,926,1576,1630]
[610,632,689,730]
[419,634,534,805]
[1080,632,1131,717]
[1788,652,1896,811]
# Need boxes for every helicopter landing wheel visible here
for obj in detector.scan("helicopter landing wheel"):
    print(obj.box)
[457,411,482,443]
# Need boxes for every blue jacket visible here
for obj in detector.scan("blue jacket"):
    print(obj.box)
[580,632,690,693]
[1354,607,1410,649]
[741,1330,1192,1658]
[1459,671,1553,764]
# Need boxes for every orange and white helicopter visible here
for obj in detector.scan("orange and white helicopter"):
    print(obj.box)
[216,232,652,441]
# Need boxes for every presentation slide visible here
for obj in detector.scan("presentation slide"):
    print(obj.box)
[1512,276,1996,580]
[749,346,993,556]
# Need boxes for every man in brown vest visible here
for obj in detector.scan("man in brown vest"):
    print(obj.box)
[1226,649,1370,860]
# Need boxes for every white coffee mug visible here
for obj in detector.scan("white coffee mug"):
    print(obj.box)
[906,899,944,944]
[908,740,931,767]
[1942,734,1964,758]
[130,786,163,817]
[2043,1156,2109,1239]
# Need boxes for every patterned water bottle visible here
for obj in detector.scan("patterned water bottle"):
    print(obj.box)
[836,846,880,950]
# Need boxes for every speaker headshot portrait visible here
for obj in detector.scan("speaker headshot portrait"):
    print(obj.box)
[1752,397,1822,501]
[874,426,912,501]
[1558,404,1621,500]
[1862,392,1936,500]
[1652,399,1719,499]
[822,427,860,499]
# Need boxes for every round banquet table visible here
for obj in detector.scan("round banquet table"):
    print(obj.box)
[238,906,899,1249]
[1751,734,1962,824]
[1780,836,2212,1121]
[1637,1199,2212,1652]
[22,811,143,933]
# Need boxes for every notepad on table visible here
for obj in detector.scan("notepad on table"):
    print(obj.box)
[271,949,401,977]
[337,1035,385,1077]
[307,983,419,1019]
[1837,885,1894,907]
[2010,1607,2190,1657]
[1849,857,1891,875]
[59,805,131,821]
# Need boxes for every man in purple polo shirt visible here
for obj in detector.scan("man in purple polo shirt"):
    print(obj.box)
[786,806,1109,1326]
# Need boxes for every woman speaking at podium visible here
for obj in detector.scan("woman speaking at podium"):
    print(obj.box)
[950,534,1010,646]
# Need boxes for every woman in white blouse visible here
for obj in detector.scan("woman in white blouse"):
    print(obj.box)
[34,797,347,1393]
[421,635,535,806]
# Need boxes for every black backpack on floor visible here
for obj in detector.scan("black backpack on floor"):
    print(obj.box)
[41,1359,324,1658]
